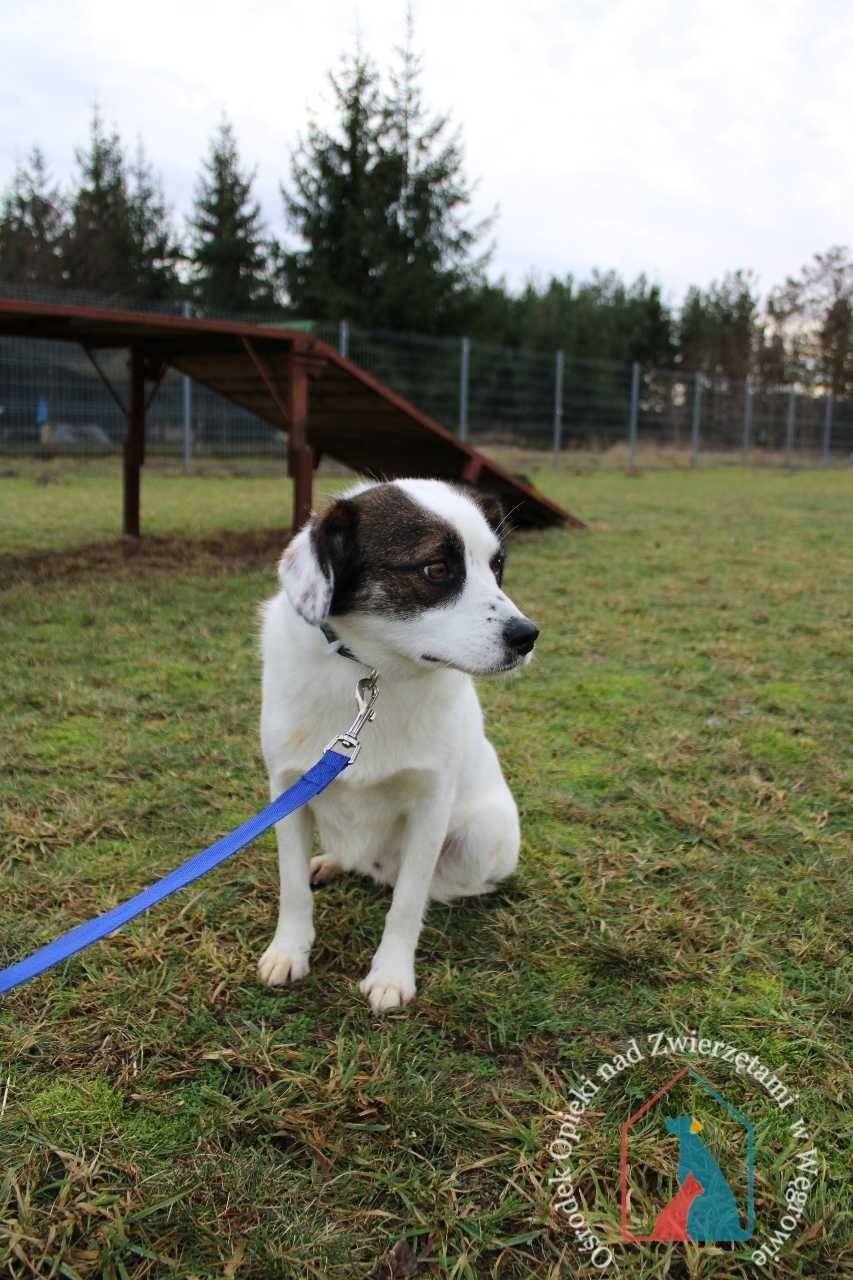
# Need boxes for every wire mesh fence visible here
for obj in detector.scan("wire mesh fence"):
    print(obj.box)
[0,339,287,458]
[1,283,851,467]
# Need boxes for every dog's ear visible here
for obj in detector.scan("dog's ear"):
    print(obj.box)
[277,499,358,624]
[475,490,505,537]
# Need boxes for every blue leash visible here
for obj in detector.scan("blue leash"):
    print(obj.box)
[0,750,348,997]
[0,671,380,999]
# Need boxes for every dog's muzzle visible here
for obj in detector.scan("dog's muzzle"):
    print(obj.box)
[503,616,539,656]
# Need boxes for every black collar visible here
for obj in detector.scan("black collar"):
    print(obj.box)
[319,622,365,666]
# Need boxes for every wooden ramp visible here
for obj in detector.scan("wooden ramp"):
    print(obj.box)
[0,299,583,534]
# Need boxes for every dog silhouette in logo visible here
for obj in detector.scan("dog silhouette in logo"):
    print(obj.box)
[652,1115,750,1242]
[649,1171,704,1241]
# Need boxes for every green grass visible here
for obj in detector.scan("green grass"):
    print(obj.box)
[1,464,850,1278]
[0,456,349,553]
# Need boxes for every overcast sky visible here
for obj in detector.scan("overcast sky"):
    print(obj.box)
[2,0,852,305]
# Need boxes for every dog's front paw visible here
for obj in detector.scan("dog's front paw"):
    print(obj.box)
[258,938,311,987]
[358,962,416,1012]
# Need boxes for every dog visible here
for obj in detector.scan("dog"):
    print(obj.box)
[257,478,539,1011]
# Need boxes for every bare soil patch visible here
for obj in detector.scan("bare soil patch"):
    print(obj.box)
[0,527,290,592]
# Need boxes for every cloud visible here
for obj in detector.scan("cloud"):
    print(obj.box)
[2,0,852,303]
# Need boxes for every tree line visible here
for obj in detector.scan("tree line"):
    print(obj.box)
[1,24,851,395]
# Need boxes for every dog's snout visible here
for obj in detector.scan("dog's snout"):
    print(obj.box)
[503,616,539,656]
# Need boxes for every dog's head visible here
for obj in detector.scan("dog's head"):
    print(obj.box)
[277,478,539,677]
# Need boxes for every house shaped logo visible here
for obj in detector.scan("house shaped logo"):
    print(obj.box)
[620,1066,755,1243]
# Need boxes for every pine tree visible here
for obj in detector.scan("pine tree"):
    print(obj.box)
[283,49,393,323]
[679,272,759,379]
[622,277,675,368]
[282,15,492,331]
[64,108,136,295]
[380,9,493,331]
[0,146,68,286]
[126,141,182,301]
[678,287,708,371]
[188,119,276,315]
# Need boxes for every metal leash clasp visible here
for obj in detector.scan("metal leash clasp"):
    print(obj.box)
[324,669,379,764]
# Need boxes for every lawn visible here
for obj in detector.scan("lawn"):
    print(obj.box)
[1,463,850,1279]
[0,456,345,555]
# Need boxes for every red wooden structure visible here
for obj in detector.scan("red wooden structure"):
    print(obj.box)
[0,299,583,535]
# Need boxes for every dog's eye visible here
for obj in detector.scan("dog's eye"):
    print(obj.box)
[490,553,505,585]
[423,561,450,582]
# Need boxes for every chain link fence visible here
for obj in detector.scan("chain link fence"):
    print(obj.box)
[0,339,285,459]
[1,284,850,467]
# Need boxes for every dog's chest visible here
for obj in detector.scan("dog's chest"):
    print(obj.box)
[309,770,423,870]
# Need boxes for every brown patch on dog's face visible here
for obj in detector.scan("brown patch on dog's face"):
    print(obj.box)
[312,485,467,619]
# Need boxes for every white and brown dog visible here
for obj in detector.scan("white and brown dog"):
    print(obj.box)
[257,478,538,1011]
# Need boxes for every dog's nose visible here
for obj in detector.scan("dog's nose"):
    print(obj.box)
[503,616,539,655]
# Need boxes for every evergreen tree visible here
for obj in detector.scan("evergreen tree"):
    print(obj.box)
[0,146,67,286]
[188,119,276,314]
[572,271,674,365]
[283,49,396,324]
[126,141,182,301]
[712,271,759,381]
[514,274,577,351]
[282,16,492,331]
[679,285,714,373]
[380,10,493,331]
[621,276,675,367]
[467,270,674,366]
[463,276,524,347]
[64,108,136,295]
[678,271,759,379]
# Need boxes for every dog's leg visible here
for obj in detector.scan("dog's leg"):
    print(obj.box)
[430,788,520,902]
[258,800,315,986]
[359,784,449,1012]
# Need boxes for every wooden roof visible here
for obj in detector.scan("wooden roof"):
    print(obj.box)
[0,299,582,529]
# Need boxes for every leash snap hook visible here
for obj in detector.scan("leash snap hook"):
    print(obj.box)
[324,669,379,764]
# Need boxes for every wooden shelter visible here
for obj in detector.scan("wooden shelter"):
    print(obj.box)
[0,299,582,534]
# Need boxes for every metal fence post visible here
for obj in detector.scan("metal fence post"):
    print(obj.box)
[691,372,702,467]
[785,386,796,468]
[742,378,752,465]
[338,319,350,360]
[628,361,640,469]
[182,300,193,474]
[822,392,833,466]
[459,336,470,442]
[552,350,564,467]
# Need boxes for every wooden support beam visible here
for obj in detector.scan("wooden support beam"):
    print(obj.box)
[123,345,146,537]
[83,346,128,416]
[241,336,290,426]
[289,353,313,531]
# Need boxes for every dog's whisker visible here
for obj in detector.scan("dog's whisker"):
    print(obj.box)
[494,500,525,537]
